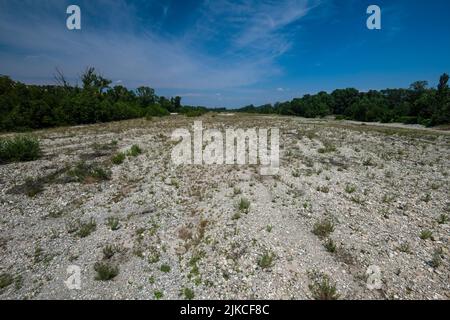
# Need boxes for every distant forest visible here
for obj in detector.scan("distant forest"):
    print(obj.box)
[0,68,208,132]
[238,73,450,127]
[0,69,449,132]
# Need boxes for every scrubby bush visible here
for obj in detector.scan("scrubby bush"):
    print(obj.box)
[0,136,41,164]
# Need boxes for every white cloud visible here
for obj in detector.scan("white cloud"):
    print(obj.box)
[0,0,318,103]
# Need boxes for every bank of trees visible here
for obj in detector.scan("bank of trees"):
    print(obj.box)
[238,74,450,126]
[0,68,184,131]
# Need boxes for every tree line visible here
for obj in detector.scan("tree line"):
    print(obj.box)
[0,67,209,132]
[238,74,450,126]
[1,69,449,131]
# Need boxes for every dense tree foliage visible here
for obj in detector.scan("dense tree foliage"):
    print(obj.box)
[0,68,186,131]
[238,74,450,126]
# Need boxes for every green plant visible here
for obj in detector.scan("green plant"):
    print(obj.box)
[102,245,117,259]
[106,216,120,231]
[318,141,337,154]
[238,197,251,212]
[233,187,242,195]
[421,194,431,203]
[397,242,411,254]
[128,145,142,157]
[309,274,340,300]
[437,214,449,224]
[258,251,275,269]
[148,248,160,264]
[429,248,443,269]
[363,158,375,166]
[317,186,330,193]
[183,287,195,300]
[0,136,41,164]
[111,152,126,165]
[324,239,336,253]
[420,230,433,240]
[23,177,45,197]
[0,273,14,290]
[94,262,119,281]
[232,212,241,220]
[160,264,171,273]
[345,184,356,194]
[77,218,97,238]
[67,161,111,183]
[154,290,164,299]
[312,219,335,238]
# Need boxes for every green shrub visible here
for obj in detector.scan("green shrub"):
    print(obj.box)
[309,274,340,300]
[313,219,335,238]
[77,218,97,238]
[160,264,171,273]
[67,161,111,183]
[106,216,120,231]
[128,145,142,157]
[238,197,251,212]
[111,152,125,165]
[0,136,41,164]
[23,177,45,197]
[0,273,14,289]
[258,252,275,269]
[146,104,169,117]
[324,239,336,253]
[183,288,195,300]
[94,262,119,281]
[420,230,433,240]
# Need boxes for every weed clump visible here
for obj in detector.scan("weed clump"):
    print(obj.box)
[312,219,335,238]
[258,251,275,269]
[111,152,126,165]
[94,262,119,281]
[67,161,111,183]
[309,272,340,300]
[0,136,41,164]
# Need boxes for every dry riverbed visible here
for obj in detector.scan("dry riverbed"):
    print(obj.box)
[0,114,449,300]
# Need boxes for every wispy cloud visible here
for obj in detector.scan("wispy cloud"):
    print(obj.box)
[0,0,318,105]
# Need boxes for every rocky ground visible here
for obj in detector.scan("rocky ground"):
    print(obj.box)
[0,114,449,300]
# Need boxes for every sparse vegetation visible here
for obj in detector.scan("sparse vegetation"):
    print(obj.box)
[102,244,118,259]
[94,262,119,281]
[0,136,41,164]
[106,216,120,231]
[312,219,335,238]
[345,184,356,194]
[128,145,142,157]
[154,290,164,299]
[77,218,97,238]
[258,251,275,269]
[420,230,433,241]
[238,197,250,212]
[160,264,171,273]
[111,152,126,165]
[182,287,195,300]
[324,239,336,253]
[0,273,14,290]
[309,273,340,300]
[429,248,443,268]
[437,214,449,225]
[67,161,111,183]
[22,177,45,197]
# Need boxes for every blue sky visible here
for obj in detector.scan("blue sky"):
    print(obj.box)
[1,0,450,108]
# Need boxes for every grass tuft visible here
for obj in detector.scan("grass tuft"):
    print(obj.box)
[0,136,41,164]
